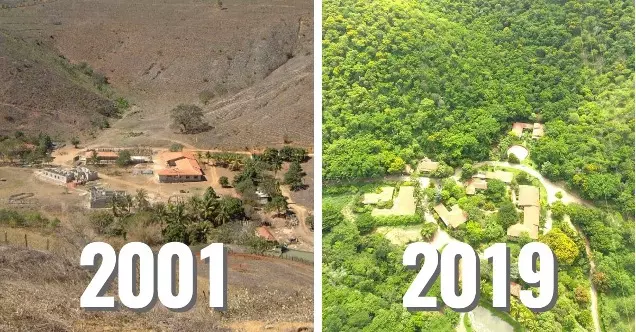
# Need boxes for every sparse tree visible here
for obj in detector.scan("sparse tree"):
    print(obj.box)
[170,104,209,134]
[284,161,306,191]
[169,143,184,152]
[266,194,288,218]
[219,176,230,188]
[116,150,132,167]
[71,137,80,148]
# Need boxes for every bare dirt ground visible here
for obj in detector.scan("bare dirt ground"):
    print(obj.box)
[0,0,313,149]
[0,244,313,331]
[0,167,87,215]
[278,158,314,209]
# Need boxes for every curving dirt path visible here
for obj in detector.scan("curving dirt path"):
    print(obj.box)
[280,186,314,248]
[474,161,600,332]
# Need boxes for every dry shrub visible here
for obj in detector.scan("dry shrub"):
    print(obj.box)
[126,222,163,246]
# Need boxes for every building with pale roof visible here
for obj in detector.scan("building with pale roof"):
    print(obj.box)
[511,122,545,139]
[512,122,533,137]
[518,185,540,206]
[532,123,545,138]
[417,159,440,173]
[507,185,541,239]
[434,203,468,228]
[465,178,488,195]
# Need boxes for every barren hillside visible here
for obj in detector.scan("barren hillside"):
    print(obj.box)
[0,32,118,139]
[0,0,313,148]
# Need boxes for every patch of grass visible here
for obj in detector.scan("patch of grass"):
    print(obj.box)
[323,193,355,211]
[478,300,524,332]
[463,313,473,332]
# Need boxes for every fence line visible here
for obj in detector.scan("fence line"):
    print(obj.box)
[2,231,55,252]
[1,231,312,265]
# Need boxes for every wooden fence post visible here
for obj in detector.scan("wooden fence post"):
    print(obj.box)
[24,234,28,248]
[46,238,50,251]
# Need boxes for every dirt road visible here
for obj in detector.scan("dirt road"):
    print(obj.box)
[281,185,314,248]
[475,161,600,331]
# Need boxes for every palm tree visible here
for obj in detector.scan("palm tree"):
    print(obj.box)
[153,201,167,226]
[204,151,212,165]
[187,195,203,221]
[135,188,149,211]
[201,195,219,223]
[272,159,283,176]
[167,202,187,224]
[123,194,134,214]
[214,203,231,227]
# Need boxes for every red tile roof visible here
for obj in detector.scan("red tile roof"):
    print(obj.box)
[157,152,202,177]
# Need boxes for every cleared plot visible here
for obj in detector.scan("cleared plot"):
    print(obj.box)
[371,186,416,216]
[375,225,421,246]
[362,186,394,204]
[507,145,529,161]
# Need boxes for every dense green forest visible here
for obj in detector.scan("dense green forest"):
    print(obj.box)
[323,0,634,331]
[323,0,634,217]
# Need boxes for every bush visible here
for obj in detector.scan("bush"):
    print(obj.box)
[199,90,215,105]
[169,143,184,152]
[246,236,274,254]
[116,150,132,167]
[127,222,163,246]
[372,214,422,226]
[219,176,230,188]
[88,211,115,235]
[376,200,394,209]
[115,97,130,110]
[356,213,375,234]
[421,222,438,241]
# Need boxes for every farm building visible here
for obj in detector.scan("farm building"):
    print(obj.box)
[131,155,152,163]
[89,187,127,208]
[81,150,118,164]
[156,151,204,183]
[511,122,545,139]
[507,185,541,239]
[433,203,468,228]
[518,185,540,206]
[465,178,488,195]
[38,167,98,185]
[416,158,439,173]
[532,123,545,138]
